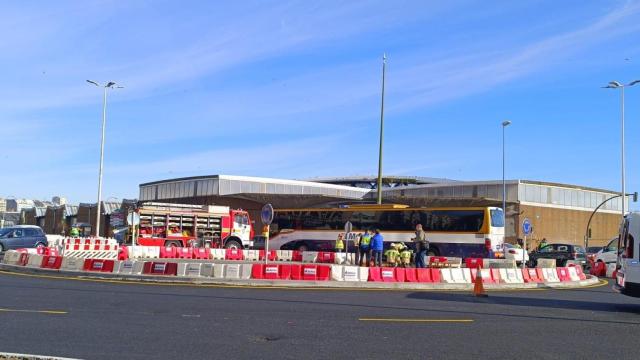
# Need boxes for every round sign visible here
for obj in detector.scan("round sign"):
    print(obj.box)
[127,212,140,226]
[261,203,274,225]
[344,221,353,234]
[522,218,532,235]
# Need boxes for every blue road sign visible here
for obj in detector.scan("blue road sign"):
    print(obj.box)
[261,204,274,225]
[522,218,532,235]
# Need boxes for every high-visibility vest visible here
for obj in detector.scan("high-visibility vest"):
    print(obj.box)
[70,228,79,237]
[360,234,371,246]
[335,238,344,250]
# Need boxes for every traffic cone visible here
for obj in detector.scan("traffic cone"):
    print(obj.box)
[473,265,488,297]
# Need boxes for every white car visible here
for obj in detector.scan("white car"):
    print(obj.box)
[594,237,618,266]
[503,243,529,265]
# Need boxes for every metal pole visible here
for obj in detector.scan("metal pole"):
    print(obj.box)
[621,86,625,222]
[96,86,108,238]
[502,125,506,237]
[376,54,387,205]
[264,225,270,265]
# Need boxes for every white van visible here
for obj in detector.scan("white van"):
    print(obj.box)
[613,212,640,297]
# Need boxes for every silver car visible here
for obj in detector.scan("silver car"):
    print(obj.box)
[0,225,48,252]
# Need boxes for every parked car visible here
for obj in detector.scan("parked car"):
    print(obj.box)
[594,237,618,266]
[502,243,529,265]
[527,243,587,267]
[0,225,48,252]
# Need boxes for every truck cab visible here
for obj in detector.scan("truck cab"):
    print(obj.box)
[613,212,640,297]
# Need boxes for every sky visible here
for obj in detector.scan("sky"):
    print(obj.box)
[1,0,640,206]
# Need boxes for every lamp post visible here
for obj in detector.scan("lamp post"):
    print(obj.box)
[376,53,387,204]
[502,120,511,240]
[86,80,122,237]
[603,80,639,221]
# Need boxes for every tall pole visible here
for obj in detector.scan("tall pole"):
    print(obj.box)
[96,86,108,238]
[376,53,387,204]
[621,86,625,222]
[501,120,511,242]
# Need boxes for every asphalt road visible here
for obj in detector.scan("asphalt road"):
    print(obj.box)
[0,271,639,360]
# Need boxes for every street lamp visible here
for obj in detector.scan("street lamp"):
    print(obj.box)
[87,80,122,237]
[376,53,387,204]
[502,120,511,240]
[603,80,639,221]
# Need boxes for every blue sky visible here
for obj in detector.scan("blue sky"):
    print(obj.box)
[2,0,640,206]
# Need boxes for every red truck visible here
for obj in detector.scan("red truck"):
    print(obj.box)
[134,202,254,249]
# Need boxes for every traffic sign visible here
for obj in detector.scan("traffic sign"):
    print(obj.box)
[344,221,353,234]
[127,212,140,226]
[522,218,532,235]
[261,203,274,225]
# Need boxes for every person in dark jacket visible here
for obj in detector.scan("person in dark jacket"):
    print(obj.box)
[371,229,384,267]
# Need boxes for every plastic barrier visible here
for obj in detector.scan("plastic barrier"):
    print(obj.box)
[590,262,606,276]
[522,268,544,283]
[259,250,277,261]
[291,264,330,281]
[368,267,382,282]
[222,263,252,280]
[540,268,560,282]
[536,258,556,268]
[291,251,303,262]
[334,253,356,265]
[176,247,194,259]
[160,246,178,258]
[1,250,21,265]
[143,262,178,276]
[470,268,497,284]
[415,268,440,283]
[26,254,44,268]
[115,260,143,275]
[118,246,129,261]
[41,255,62,269]
[498,268,524,284]
[428,256,463,268]
[441,268,470,284]
[567,266,582,281]
[276,250,293,262]
[60,257,84,271]
[192,248,210,260]
[199,263,215,277]
[210,249,226,261]
[302,251,318,263]
[212,264,225,278]
[83,259,115,273]
[465,258,483,269]
[243,250,260,261]
[143,246,160,259]
[571,265,587,280]
[225,248,244,261]
[556,267,572,282]
[316,252,335,263]
[341,265,368,282]
[252,264,291,280]
[380,267,399,282]
[483,259,517,268]
[127,246,145,259]
[178,263,202,277]
[490,268,503,283]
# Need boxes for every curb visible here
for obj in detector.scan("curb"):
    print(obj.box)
[0,263,601,291]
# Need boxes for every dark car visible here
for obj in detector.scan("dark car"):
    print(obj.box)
[0,226,48,252]
[528,243,587,267]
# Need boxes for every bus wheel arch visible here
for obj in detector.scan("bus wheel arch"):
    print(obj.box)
[224,237,243,249]
[427,246,439,257]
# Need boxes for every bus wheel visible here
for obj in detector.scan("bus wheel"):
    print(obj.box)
[225,240,242,250]
[165,241,182,248]
[427,249,439,257]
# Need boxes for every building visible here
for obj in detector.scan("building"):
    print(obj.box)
[138,174,625,247]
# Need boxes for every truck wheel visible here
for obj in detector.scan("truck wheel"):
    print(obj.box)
[225,240,242,250]
[427,248,438,257]
[165,241,182,248]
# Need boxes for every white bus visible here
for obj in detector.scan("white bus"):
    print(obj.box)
[268,204,505,258]
[613,212,640,298]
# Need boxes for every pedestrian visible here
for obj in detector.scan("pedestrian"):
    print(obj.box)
[371,229,384,267]
[538,238,548,250]
[412,224,428,268]
[359,229,372,266]
[69,227,79,238]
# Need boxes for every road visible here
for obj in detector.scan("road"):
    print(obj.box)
[0,271,639,360]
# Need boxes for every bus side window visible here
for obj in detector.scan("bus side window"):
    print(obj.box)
[626,234,634,259]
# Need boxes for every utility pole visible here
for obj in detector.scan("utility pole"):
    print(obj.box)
[376,54,387,204]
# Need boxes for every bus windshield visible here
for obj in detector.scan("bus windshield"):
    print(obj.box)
[490,208,504,227]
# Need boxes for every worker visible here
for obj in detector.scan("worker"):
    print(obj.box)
[359,229,372,266]
[538,238,548,250]
[335,233,345,252]
[371,229,384,267]
[399,243,413,268]
[385,243,401,267]
[412,223,428,268]
[69,227,79,238]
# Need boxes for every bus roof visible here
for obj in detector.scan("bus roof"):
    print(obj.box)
[274,206,494,212]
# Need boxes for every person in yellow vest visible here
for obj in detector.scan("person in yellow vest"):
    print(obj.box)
[69,227,79,238]
[335,233,345,252]
[359,229,372,266]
